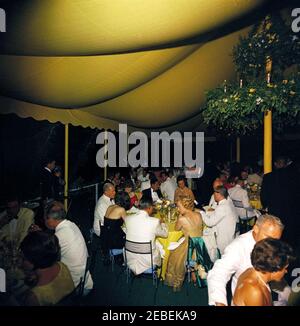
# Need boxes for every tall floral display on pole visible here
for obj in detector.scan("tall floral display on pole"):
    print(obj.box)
[203,13,300,136]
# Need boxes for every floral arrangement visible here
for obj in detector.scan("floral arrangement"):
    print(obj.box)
[246,182,261,201]
[156,200,178,223]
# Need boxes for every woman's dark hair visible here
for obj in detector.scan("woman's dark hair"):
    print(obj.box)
[115,191,131,211]
[177,175,187,186]
[150,177,159,186]
[123,179,134,190]
[160,170,168,178]
[251,238,295,273]
[20,231,60,269]
[227,175,237,184]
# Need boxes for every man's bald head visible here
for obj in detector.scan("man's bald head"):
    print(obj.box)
[253,214,284,242]
[103,183,116,199]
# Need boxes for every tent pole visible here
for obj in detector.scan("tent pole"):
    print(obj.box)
[264,57,272,174]
[264,111,272,174]
[64,123,69,211]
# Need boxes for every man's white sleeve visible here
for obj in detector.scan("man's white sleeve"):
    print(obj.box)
[241,190,251,209]
[202,209,225,227]
[207,241,241,305]
[155,222,168,238]
[93,199,105,236]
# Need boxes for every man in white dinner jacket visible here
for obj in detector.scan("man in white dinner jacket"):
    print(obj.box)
[124,197,168,275]
[228,179,256,221]
[207,214,284,306]
[201,185,238,255]
[160,170,177,201]
[44,201,94,294]
[208,178,233,209]
[94,182,115,236]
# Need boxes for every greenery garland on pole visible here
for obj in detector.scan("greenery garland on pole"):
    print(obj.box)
[203,13,300,136]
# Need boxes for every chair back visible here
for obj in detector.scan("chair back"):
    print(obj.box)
[79,255,92,296]
[125,240,152,254]
[124,240,154,274]
[56,256,91,306]
[232,199,244,209]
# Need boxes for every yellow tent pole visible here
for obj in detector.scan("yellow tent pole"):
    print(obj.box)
[236,137,241,163]
[264,57,272,174]
[64,123,69,210]
[264,111,272,174]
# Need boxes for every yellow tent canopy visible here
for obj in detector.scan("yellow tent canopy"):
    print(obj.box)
[0,0,269,208]
[0,0,267,131]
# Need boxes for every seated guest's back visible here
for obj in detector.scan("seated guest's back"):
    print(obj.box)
[124,198,168,275]
[20,231,74,306]
[101,191,131,251]
[94,183,116,236]
[175,197,212,287]
[44,201,93,293]
[175,198,203,238]
[165,197,206,290]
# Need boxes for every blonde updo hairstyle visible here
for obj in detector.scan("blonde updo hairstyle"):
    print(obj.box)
[177,196,195,211]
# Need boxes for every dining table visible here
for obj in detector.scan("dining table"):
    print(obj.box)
[153,204,183,280]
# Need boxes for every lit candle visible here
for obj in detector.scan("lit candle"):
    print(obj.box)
[239,79,243,88]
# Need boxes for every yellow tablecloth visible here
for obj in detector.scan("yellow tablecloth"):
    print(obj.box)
[156,219,183,280]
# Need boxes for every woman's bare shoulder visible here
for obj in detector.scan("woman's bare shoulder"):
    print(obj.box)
[235,273,264,306]
[115,206,126,214]
[107,205,124,217]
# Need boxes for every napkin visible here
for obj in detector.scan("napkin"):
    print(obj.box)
[167,237,186,251]
[253,209,261,218]
[126,206,139,214]
[155,240,165,259]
